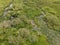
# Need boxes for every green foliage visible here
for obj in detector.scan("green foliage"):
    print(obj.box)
[0,0,60,45]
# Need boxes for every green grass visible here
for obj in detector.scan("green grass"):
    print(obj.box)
[0,0,60,45]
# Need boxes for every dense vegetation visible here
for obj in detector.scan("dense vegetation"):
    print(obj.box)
[0,0,60,45]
